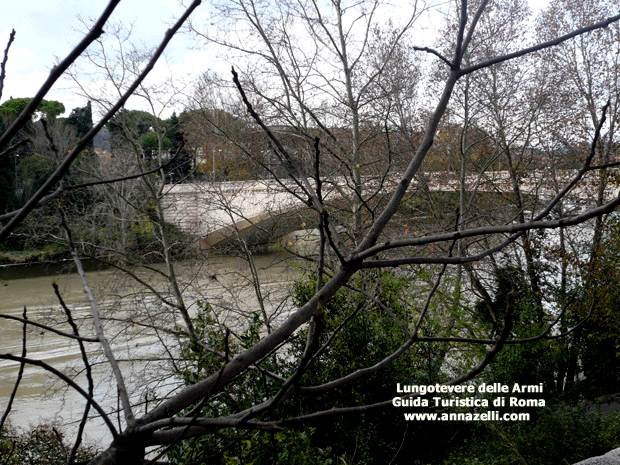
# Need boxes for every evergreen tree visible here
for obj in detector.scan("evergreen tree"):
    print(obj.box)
[64,101,93,145]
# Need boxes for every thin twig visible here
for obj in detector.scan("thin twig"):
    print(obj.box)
[60,211,135,427]
[0,306,27,431]
[0,137,29,159]
[231,67,346,257]
[412,46,451,67]
[0,0,203,242]
[0,29,16,102]
[0,2,120,151]
[0,353,117,438]
[0,313,99,342]
[53,284,95,465]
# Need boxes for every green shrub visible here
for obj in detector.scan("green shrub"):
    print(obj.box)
[0,423,97,465]
[443,405,620,465]
[168,270,468,465]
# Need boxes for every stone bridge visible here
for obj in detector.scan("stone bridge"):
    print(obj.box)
[161,180,318,250]
[162,170,617,249]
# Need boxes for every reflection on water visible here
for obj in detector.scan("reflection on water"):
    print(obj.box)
[0,252,300,446]
[0,258,108,281]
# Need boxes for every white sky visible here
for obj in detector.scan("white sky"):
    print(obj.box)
[1,0,219,119]
[1,0,551,120]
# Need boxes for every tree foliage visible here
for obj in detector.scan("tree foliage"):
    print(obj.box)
[1,1,620,464]
[0,97,65,120]
[64,101,94,141]
[0,424,97,465]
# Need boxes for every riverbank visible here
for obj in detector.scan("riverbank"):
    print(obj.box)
[0,252,109,281]
[0,247,69,266]
[0,248,73,281]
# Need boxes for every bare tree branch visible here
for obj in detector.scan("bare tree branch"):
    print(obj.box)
[61,211,135,427]
[0,353,117,438]
[357,99,611,262]
[54,283,95,465]
[0,1,121,152]
[412,45,452,67]
[460,12,620,76]
[0,0,203,242]
[0,28,16,103]
[0,306,27,432]
[275,302,514,425]
[0,313,99,342]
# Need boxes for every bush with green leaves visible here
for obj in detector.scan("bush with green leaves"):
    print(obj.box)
[0,423,97,465]
[287,270,461,464]
[169,302,334,465]
[437,259,620,465]
[475,266,561,398]
[442,406,620,465]
[169,270,463,464]
[568,216,620,396]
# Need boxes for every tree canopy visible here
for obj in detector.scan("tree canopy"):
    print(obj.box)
[0,97,65,120]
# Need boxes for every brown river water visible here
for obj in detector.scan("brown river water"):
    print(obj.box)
[0,253,300,447]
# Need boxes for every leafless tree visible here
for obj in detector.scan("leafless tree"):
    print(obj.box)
[191,0,424,240]
[1,1,620,464]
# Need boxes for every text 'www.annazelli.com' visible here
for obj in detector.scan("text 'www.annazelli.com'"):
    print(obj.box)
[403,411,531,421]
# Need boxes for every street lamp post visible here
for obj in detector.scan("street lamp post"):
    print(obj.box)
[212,147,222,182]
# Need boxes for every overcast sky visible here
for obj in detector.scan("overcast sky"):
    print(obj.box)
[2,0,551,120]
[1,1,219,118]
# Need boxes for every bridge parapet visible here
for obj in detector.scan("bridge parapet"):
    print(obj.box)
[161,180,312,248]
[163,170,619,248]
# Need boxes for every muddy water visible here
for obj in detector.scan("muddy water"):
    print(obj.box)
[0,252,301,446]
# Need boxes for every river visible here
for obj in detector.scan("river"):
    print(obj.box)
[0,252,301,448]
